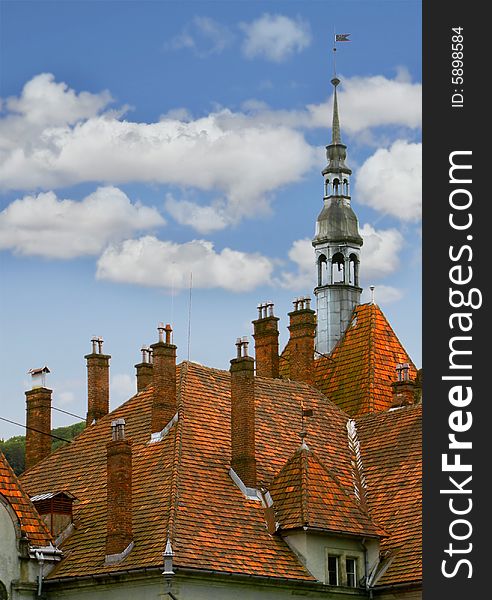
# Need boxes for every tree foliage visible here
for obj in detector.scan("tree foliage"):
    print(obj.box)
[0,421,85,476]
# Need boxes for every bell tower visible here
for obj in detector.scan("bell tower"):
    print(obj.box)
[313,77,363,356]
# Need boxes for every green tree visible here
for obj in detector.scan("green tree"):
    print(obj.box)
[0,421,85,476]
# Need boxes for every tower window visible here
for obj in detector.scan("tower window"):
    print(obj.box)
[331,252,345,284]
[318,254,328,286]
[333,178,340,195]
[327,555,339,585]
[349,253,359,286]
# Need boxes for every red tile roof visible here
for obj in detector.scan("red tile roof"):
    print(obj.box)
[18,357,420,587]
[0,450,53,547]
[314,303,417,416]
[269,443,384,538]
[21,363,360,581]
[356,404,422,586]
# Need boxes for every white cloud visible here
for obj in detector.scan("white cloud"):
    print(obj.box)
[0,73,421,234]
[237,71,421,136]
[306,70,421,135]
[168,16,233,57]
[96,236,274,292]
[361,285,403,304]
[359,224,404,280]
[278,238,315,290]
[0,186,164,258]
[164,194,231,234]
[0,74,316,227]
[279,223,404,289]
[240,13,311,62]
[355,141,422,221]
[4,72,112,128]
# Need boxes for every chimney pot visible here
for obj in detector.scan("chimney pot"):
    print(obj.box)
[111,418,126,440]
[253,302,280,378]
[230,339,257,488]
[106,423,133,557]
[85,337,110,425]
[25,384,52,469]
[135,346,153,393]
[150,322,177,434]
[287,296,316,384]
[392,364,417,408]
[27,366,50,389]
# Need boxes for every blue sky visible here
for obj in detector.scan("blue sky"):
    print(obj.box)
[0,0,421,439]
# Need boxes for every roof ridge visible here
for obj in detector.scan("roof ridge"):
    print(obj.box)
[300,446,310,526]
[346,418,369,512]
[368,303,377,412]
[166,361,188,548]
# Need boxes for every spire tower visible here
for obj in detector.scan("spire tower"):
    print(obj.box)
[313,77,363,356]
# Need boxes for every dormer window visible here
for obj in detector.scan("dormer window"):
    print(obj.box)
[327,555,339,585]
[326,551,361,587]
[346,557,357,587]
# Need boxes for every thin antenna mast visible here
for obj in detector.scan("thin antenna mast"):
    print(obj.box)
[187,272,193,361]
[170,261,176,328]
[333,26,337,77]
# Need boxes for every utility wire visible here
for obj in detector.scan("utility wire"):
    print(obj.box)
[0,416,72,443]
[51,406,85,421]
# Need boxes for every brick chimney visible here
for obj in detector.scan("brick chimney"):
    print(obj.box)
[253,302,279,378]
[150,323,176,434]
[135,346,153,392]
[391,363,417,408]
[85,337,110,426]
[230,337,257,488]
[106,418,133,559]
[287,297,316,385]
[25,367,52,470]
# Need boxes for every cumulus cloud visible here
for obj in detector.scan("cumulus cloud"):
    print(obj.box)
[0,186,164,258]
[359,224,404,280]
[237,70,421,136]
[278,238,315,290]
[0,74,316,228]
[168,16,234,57]
[164,194,232,234]
[240,13,311,62]
[279,224,404,290]
[3,72,112,128]
[96,236,274,292]
[355,141,422,221]
[0,73,421,233]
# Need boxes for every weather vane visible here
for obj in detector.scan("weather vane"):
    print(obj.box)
[332,30,351,78]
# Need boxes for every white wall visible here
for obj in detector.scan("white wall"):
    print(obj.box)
[0,499,21,597]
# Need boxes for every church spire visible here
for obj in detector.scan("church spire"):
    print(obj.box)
[331,77,342,145]
[312,76,363,356]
